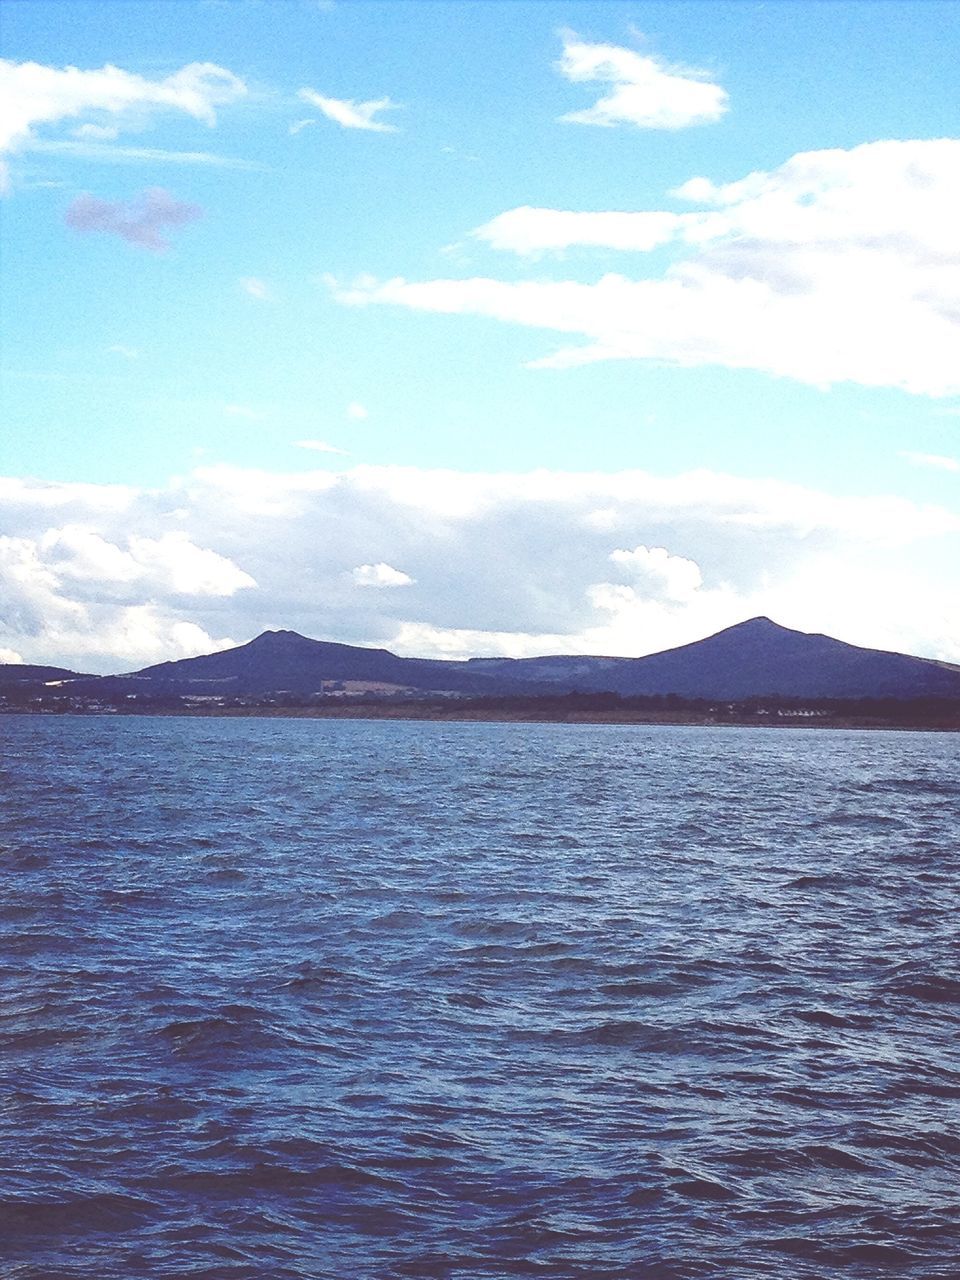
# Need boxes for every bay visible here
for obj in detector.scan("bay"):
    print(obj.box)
[1,716,958,1278]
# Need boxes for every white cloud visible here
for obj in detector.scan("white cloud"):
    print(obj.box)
[73,122,120,140]
[347,401,369,420]
[107,344,140,359]
[0,532,237,670]
[0,647,24,664]
[390,621,565,661]
[38,525,256,597]
[39,526,142,583]
[240,276,271,300]
[26,139,257,169]
[129,532,257,596]
[352,562,415,588]
[900,451,959,473]
[295,439,350,455]
[0,58,246,186]
[1,465,958,672]
[609,544,703,601]
[557,31,728,130]
[223,403,263,420]
[332,140,960,397]
[0,474,138,513]
[297,87,400,132]
[474,206,690,255]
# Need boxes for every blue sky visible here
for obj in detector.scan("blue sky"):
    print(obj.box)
[2,0,959,670]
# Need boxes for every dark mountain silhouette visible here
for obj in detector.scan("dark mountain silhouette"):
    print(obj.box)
[3,617,959,703]
[110,617,960,700]
[479,616,960,700]
[107,628,501,696]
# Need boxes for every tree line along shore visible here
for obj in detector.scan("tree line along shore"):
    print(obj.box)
[3,688,958,731]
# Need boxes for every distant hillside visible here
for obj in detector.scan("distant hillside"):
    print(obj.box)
[473,617,960,701]
[108,628,501,696]
[0,664,91,686]
[628,617,960,699]
[4,617,960,704]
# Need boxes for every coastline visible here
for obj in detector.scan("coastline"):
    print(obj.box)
[4,703,958,732]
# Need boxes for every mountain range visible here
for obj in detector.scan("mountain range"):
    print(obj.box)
[4,617,960,703]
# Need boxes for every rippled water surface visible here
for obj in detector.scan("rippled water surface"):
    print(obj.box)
[1,715,958,1279]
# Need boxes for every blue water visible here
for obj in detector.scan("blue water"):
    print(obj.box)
[1,715,958,1279]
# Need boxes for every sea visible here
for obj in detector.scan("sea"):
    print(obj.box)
[1,715,958,1280]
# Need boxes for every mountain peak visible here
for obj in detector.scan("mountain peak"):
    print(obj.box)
[249,629,312,646]
[709,615,796,641]
[736,616,786,630]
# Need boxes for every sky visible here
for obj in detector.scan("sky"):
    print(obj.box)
[1,0,959,672]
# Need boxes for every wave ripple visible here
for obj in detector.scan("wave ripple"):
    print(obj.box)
[1,717,958,1278]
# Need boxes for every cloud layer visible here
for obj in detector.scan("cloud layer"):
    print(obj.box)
[1,465,957,673]
[334,139,960,397]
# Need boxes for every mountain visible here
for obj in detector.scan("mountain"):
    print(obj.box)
[108,628,501,696]
[5,618,959,704]
[487,616,960,700]
[104,617,960,702]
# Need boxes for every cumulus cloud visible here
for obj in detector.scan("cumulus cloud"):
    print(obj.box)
[298,88,400,132]
[352,562,415,588]
[128,532,257,596]
[332,140,960,397]
[65,187,202,250]
[0,58,246,187]
[557,32,728,130]
[609,544,703,601]
[0,517,255,671]
[38,525,256,596]
[1,465,958,673]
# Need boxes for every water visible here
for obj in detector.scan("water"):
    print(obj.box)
[1,715,958,1279]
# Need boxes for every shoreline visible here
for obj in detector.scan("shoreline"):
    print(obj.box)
[4,705,958,732]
